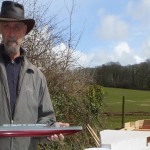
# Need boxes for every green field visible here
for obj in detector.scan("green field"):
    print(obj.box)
[103,87,150,112]
[102,87,150,129]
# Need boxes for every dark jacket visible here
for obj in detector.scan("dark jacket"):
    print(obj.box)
[0,45,56,150]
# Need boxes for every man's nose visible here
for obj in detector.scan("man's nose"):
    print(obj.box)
[8,27,16,37]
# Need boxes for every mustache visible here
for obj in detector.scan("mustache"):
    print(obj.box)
[7,38,17,43]
[6,39,18,45]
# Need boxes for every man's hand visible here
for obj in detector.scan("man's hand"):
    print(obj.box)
[47,122,69,141]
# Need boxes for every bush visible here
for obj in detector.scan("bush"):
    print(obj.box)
[38,85,105,150]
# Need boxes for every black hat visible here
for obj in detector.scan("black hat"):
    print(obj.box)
[0,1,35,34]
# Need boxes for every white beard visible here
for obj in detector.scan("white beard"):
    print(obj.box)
[4,40,20,57]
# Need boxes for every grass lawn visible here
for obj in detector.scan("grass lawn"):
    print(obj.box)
[103,87,150,113]
[102,87,150,129]
[103,115,150,129]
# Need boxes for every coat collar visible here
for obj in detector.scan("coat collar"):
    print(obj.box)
[0,44,35,73]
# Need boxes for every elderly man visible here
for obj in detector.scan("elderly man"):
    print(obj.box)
[0,1,69,150]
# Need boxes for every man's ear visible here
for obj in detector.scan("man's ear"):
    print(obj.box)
[24,25,27,35]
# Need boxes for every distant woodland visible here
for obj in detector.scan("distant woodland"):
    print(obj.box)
[86,59,150,90]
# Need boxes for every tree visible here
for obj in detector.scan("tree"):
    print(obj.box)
[12,0,105,149]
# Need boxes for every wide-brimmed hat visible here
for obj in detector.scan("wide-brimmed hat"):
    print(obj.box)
[0,1,35,34]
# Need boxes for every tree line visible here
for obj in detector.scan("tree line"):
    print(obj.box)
[90,60,150,90]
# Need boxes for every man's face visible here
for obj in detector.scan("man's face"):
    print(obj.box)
[0,21,27,57]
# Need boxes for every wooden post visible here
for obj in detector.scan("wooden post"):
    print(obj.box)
[121,96,125,128]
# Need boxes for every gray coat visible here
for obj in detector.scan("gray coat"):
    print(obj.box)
[0,45,56,150]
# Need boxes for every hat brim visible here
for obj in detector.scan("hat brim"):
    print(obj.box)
[0,18,35,34]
